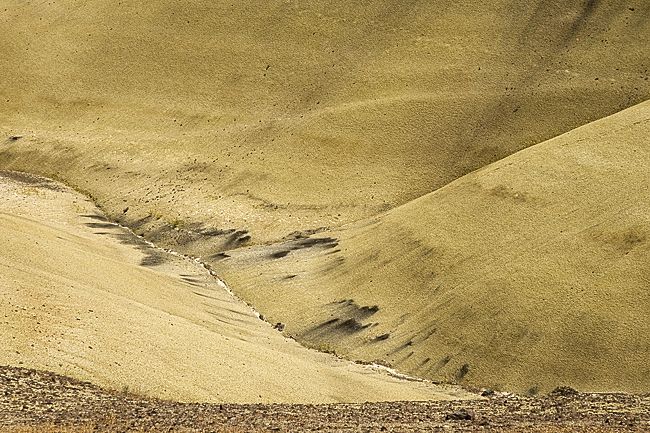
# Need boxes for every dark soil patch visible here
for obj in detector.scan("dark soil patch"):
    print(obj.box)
[0,170,66,192]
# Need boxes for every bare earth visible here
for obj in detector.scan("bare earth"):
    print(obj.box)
[2,0,647,395]
[0,170,469,404]
[0,2,648,430]
[1,366,649,433]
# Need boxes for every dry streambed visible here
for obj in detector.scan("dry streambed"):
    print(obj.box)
[0,170,472,404]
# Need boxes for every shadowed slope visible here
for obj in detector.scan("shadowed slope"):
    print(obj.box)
[0,1,648,251]
[216,100,650,394]
[0,171,472,403]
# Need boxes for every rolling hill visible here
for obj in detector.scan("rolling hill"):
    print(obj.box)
[215,100,650,394]
[0,170,471,403]
[0,0,648,254]
[0,0,648,397]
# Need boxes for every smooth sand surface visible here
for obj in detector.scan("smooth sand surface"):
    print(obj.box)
[216,100,650,394]
[0,171,474,403]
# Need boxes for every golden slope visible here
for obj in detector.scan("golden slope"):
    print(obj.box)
[0,1,648,250]
[0,171,473,403]
[216,100,650,394]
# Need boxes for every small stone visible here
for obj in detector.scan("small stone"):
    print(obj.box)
[550,386,579,397]
[445,409,473,421]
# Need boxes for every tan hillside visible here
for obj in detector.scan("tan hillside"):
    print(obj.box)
[0,171,473,403]
[0,1,648,253]
[216,100,650,394]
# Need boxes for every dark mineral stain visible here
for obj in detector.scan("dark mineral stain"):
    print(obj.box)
[336,319,371,333]
[564,0,603,44]
[0,170,65,191]
[139,253,166,267]
[210,252,231,261]
[303,299,381,340]
[389,339,413,354]
[127,214,155,230]
[268,236,338,259]
[200,228,236,237]
[432,355,452,372]
[456,363,471,381]
[223,230,250,249]
[80,214,109,222]
[181,277,202,284]
[82,215,168,267]
[313,318,340,329]
[85,222,118,229]
[293,237,338,249]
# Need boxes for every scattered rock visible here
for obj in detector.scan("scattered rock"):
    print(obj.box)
[273,322,285,332]
[1,366,648,432]
[480,388,495,397]
[550,386,580,397]
[445,409,473,421]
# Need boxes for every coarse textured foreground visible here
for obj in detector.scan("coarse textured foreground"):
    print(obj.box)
[1,366,649,433]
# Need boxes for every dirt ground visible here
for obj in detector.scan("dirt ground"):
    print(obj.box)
[1,366,648,432]
[0,170,471,404]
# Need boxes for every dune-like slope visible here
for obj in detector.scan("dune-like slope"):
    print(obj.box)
[1,1,648,252]
[216,100,650,394]
[0,171,473,403]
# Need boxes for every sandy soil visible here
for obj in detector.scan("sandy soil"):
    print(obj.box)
[216,100,650,394]
[1,366,649,432]
[0,1,648,251]
[0,170,472,404]
[0,0,647,409]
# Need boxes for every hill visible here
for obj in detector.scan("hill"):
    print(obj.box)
[0,171,471,403]
[0,0,648,253]
[216,100,650,394]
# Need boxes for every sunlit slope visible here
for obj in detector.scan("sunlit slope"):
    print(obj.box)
[1,1,648,250]
[0,171,472,404]
[216,100,650,394]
